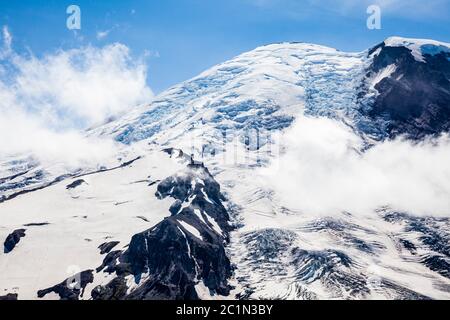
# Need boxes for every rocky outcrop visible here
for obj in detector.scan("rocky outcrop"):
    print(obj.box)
[361,42,450,140]
[91,159,233,300]
[37,270,94,300]
[4,229,26,253]
[98,241,120,255]
[0,293,18,300]
[66,179,86,190]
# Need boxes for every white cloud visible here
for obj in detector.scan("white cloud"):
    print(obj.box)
[96,30,110,40]
[10,43,153,127]
[261,116,450,217]
[144,49,160,59]
[0,108,118,167]
[0,26,153,167]
[2,26,12,52]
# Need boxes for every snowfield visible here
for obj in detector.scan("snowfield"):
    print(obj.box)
[0,146,183,299]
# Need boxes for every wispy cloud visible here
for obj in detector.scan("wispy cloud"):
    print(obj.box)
[0,26,12,61]
[0,26,153,166]
[96,30,110,40]
[2,26,12,51]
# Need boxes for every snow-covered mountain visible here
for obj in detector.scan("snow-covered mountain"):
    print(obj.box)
[1,37,450,300]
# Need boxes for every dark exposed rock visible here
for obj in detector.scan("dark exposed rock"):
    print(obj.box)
[37,270,94,300]
[66,179,86,190]
[114,201,131,206]
[92,160,233,300]
[98,241,120,255]
[400,239,417,254]
[361,42,450,140]
[148,180,159,187]
[169,199,183,215]
[0,293,18,300]
[4,229,26,253]
[156,163,230,234]
[119,157,141,168]
[136,215,150,222]
[91,277,128,300]
[162,148,195,164]
[96,250,122,273]
[23,222,50,227]
[347,237,380,254]
[421,255,450,279]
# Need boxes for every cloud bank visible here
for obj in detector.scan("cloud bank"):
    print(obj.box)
[0,26,153,167]
[261,116,450,217]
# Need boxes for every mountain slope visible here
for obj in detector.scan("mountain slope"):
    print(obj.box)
[359,37,450,140]
[1,37,450,300]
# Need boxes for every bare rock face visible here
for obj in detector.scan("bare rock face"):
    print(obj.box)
[37,270,94,300]
[98,241,120,255]
[4,229,26,253]
[66,179,86,190]
[0,293,18,300]
[362,42,450,140]
[31,157,234,301]
[91,161,233,300]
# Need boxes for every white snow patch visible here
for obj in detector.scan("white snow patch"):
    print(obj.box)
[193,208,207,225]
[195,281,213,300]
[204,213,223,236]
[371,64,397,89]
[178,220,203,241]
[176,226,192,258]
[201,188,214,204]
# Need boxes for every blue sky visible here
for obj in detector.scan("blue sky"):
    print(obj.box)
[1,0,449,93]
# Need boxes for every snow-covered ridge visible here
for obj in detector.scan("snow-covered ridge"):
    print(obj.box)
[384,36,450,62]
[90,42,367,151]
